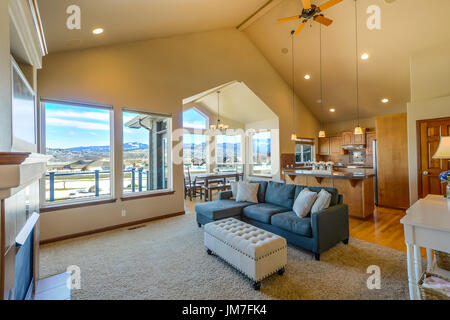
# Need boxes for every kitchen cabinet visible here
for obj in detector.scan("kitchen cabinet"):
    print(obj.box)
[318,137,330,155]
[330,136,342,154]
[353,129,366,144]
[342,132,353,145]
[342,130,366,145]
[366,132,377,155]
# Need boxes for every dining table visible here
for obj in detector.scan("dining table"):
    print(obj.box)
[194,172,244,201]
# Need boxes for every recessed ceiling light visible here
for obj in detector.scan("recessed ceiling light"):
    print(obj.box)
[381,98,389,103]
[361,53,369,60]
[92,28,104,35]
[304,74,311,80]
[329,108,336,113]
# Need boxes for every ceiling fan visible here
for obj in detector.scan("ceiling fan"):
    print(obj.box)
[277,0,343,35]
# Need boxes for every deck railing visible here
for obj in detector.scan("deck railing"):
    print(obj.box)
[46,168,150,202]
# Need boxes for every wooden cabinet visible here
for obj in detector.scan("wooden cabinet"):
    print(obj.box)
[342,130,366,145]
[318,137,330,155]
[366,132,377,155]
[330,136,342,154]
[353,130,366,144]
[342,132,353,145]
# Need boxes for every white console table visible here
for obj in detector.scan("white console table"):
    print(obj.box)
[401,195,450,300]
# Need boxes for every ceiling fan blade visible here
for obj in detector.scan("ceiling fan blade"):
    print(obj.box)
[302,0,312,10]
[314,15,333,26]
[277,15,300,23]
[319,0,343,11]
[294,22,307,36]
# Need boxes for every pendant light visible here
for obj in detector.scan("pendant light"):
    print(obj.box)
[209,91,229,132]
[318,24,326,138]
[290,30,297,141]
[353,0,363,135]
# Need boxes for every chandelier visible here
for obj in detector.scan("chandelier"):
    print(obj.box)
[209,91,229,131]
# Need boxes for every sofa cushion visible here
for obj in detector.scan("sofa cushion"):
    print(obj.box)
[293,188,318,218]
[265,181,296,209]
[236,182,259,203]
[249,180,268,203]
[295,186,340,206]
[196,200,252,220]
[271,211,313,238]
[242,203,290,224]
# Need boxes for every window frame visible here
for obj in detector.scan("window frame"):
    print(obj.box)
[295,139,315,164]
[39,98,115,208]
[121,108,173,198]
[182,106,209,130]
[215,133,243,171]
[250,130,272,177]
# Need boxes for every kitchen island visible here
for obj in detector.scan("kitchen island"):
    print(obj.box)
[283,170,375,219]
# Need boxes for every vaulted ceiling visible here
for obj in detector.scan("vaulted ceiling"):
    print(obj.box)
[244,0,450,122]
[37,0,267,52]
[37,0,450,123]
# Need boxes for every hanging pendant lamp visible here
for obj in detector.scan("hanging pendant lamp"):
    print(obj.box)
[353,0,363,135]
[290,30,297,141]
[318,24,326,138]
[209,91,229,132]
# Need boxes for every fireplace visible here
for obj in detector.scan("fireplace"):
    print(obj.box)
[0,153,48,300]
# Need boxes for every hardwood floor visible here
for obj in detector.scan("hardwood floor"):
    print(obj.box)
[186,199,410,254]
[350,207,407,253]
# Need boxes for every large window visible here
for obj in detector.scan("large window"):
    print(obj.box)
[42,101,112,203]
[183,108,208,174]
[183,134,207,173]
[216,135,242,171]
[296,143,314,163]
[123,110,171,194]
[251,131,271,176]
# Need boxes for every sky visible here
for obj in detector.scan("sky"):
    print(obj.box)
[45,103,148,149]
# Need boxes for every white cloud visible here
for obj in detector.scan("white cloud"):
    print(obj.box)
[47,117,110,131]
[184,121,206,129]
[46,110,110,122]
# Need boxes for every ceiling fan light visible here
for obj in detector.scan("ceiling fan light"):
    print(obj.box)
[319,130,326,138]
[354,126,364,135]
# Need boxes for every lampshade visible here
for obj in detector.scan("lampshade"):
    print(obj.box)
[354,126,364,135]
[318,131,326,138]
[433,136,450,159]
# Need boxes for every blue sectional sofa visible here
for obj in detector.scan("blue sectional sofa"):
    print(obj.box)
[195,181,349,260]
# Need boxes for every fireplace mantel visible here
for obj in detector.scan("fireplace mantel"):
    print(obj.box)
[0,153,50,200]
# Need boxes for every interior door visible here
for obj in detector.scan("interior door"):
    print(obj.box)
[418,117,450,198]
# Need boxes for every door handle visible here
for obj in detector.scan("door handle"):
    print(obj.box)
[423,171,429,175]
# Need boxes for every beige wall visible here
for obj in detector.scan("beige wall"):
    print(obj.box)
[407,41,450,205]
[323,117,376,136]
[0,1,12,152]
[37,28,319,241]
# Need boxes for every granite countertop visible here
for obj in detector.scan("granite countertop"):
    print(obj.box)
[283,169,375,180]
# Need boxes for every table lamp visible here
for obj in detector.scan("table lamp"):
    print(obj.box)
[433,136,450,198]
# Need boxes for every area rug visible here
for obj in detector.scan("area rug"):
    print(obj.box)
[40,212,410,300]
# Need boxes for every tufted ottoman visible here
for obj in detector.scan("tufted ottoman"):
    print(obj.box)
[204,218,287,290]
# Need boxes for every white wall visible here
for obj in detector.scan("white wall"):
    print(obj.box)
[37,28,319,241]
[407,41,450,204]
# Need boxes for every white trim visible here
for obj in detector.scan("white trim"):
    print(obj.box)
[8,0,43,68]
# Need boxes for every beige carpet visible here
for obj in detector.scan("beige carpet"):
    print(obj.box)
[40,212,410,300]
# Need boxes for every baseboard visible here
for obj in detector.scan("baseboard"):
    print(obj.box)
[40,211,185,245]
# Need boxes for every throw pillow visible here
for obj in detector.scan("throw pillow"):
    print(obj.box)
[235,182,259,203]
[311,189,332,214]
[230,181,239,199]
[293,188,318,218]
